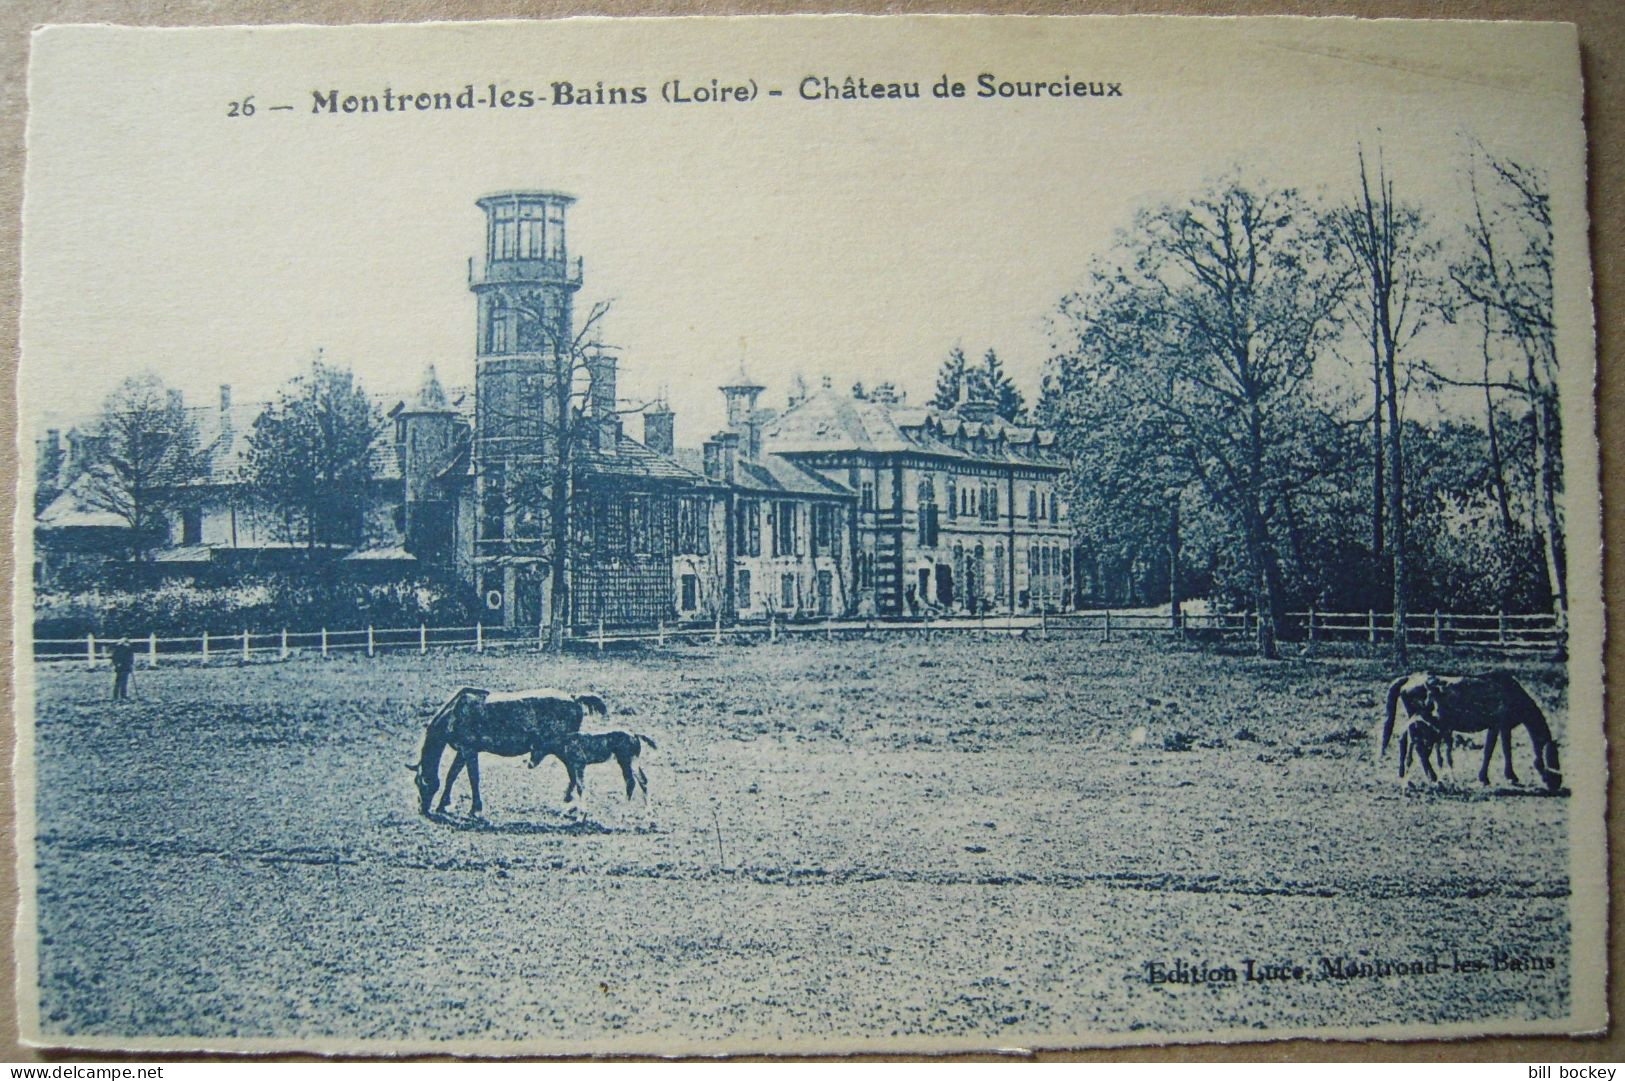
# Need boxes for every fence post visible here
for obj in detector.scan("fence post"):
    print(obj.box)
[1433,610,1442,645]
[148,632,158,668]
[658,618,665,647]
[1498,610,1507,645]
[980,608,987,640]
[1041,607,1049,641]
[242,629,250,663]
[1367,609,1376,645]
[770,614,778,643]
[827,615,834,641]
[597,616,606,652]
[475,622,484,654]
[713,610,721,644]
[419,623,427,656]
[321,627,329,659]
[86,633,96,668]
[1307,606,1316,647]
[1103,608,1112,644]
[280,628,289,660]
[538,619,545,653]
[201,630,209,664]
[367,625,375,657]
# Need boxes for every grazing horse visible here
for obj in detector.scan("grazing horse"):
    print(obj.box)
[409,687,609,816]
[530,731,657,804]
[1381,671,1562,792]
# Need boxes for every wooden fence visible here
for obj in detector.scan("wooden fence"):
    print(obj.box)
[32,606,1564,666]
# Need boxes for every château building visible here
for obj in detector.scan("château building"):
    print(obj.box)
[33,188,1075,627]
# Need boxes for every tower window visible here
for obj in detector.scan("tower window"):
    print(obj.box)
[491,202,518,261]
[519,203,546,259]
[547,203,566,260]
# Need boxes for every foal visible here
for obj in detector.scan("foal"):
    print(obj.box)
[530,730,657,803]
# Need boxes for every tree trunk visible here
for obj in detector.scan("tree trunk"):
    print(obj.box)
[1371,319,1385,565]
[1529,381,1567,627]
[1384,348,1408,667]
[1167,498,1180,632]
[1482,307,1516,547]
[547,464,572,653]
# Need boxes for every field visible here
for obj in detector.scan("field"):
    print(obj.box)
[25,635,1572,1053]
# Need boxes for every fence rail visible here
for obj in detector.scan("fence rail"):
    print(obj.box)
[32,605,1565,666]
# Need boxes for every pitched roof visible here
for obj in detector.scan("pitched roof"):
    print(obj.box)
[670,448,853,499]
[36,477,128,530]
[762,387,1061,468]
[577,433,716,485]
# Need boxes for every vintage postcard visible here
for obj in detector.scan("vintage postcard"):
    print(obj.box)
[13,15,1604,1054]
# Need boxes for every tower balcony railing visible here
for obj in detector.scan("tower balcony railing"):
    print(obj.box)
[469,255,584,288]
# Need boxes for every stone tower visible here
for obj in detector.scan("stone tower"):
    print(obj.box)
[720,365,766,462]
[397,365,457,562]
[470,190,583,628]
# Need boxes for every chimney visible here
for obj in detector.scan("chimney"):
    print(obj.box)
[38,430,62,485]
[587,353,618,453]
[220,384,232,413]
[707,430,739,484]
[643,405,675,457]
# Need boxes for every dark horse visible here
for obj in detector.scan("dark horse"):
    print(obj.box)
[409,686,609,816]
[529,731,657,803]
[1381,671,1562,792]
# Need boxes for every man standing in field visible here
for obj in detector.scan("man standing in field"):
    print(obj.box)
[109,638,135,701]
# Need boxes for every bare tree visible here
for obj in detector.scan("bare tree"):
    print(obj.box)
[79,373,202,559]
[1450,147,1564,627]
[494,295,616,652]
[1327,146,1436,665]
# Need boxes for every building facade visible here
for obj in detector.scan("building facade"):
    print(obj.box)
[33,188,1074,628]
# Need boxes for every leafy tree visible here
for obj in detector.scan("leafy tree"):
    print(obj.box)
[246,360,382,552]
[1046,179,1351,657]
[79,373,203,558]
[931,346,969,410]
[974,348,1027,424]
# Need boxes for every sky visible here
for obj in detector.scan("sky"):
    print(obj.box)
[20,17,1589,450]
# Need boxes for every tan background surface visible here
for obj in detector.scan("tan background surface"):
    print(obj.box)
[0,0,1618,1064]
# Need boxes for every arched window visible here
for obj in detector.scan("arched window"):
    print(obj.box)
[994,543,1006,602]
[1028,489,1038,523]
[945,476,957,520]
[1051,493,1060,524]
